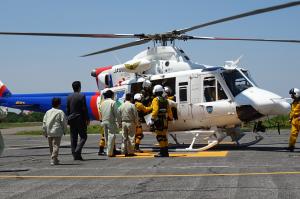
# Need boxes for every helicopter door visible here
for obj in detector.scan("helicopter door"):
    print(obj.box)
[190,74,205,121]
[201,76,236,125]
[176,76,191,120]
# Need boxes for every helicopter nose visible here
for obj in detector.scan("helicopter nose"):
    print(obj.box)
[235,87,290,122]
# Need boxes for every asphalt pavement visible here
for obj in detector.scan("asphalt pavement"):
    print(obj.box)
[1,127,300,199]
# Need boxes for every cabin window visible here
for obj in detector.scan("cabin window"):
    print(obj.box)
[204,77,216,102]
[179,86,187,102]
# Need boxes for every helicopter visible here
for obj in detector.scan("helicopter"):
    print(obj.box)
[0,1,299,151]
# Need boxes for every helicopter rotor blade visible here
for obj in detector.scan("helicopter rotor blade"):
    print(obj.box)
[182,36,300,43]
[176,1,300,34]
[0,32,143,39]
[81,39,150,57]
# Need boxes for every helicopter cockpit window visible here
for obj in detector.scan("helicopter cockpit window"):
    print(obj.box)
[204,77,228,102]
[222,69,253,97]
[217,82,228,100]
[241,69,257,86]
[204,77,216,102]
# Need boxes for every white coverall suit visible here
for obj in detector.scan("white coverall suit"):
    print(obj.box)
[100,98,121,157]
[118,101,138,155]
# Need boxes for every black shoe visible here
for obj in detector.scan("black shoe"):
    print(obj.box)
[74,154,84,161]
[154,152,169,157]
[286,146,295,152]
[98,147,105,156]
[125,153,137,157]
[134,145,143,153]
[114,149,122,155]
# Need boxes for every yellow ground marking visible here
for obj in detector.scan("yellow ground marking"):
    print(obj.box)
[115,151,228,158]
[2,171,300,179]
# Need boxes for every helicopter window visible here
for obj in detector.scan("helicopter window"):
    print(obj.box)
[165,61,169,67]
[179,49,185,53]
[184,56,190,61]
[204,77,216,102]
[179,86,187,102]
[217,82,228,100]
[241,69,257,86]
[179,82,188,86]
[222,69,253,97]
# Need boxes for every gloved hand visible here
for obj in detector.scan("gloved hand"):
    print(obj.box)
[149,119,154,126]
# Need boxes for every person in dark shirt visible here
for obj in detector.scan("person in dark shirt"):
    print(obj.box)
[67,81,90,160]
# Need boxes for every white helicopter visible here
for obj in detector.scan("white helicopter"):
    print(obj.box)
[0,1,299,151]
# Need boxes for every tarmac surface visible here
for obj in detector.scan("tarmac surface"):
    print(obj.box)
[1,127,300,199]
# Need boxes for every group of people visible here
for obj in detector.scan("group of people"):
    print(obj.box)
[39,81,300,165]
[98,80,174,158]
[41,80,175,165]
[42,81,89,165]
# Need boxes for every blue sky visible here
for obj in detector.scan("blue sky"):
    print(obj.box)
[0,0,299,97]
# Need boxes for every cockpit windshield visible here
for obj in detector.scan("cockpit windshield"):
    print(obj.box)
[241,69,257,86]
[221,69,253,97]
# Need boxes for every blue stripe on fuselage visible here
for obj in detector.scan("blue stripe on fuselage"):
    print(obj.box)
[0,92,98,120]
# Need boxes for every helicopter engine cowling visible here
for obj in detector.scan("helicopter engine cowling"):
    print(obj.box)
[121,59,151,73]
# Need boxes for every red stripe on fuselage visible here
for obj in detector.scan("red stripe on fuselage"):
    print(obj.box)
[94,66,112,86]
[95,66,112,76]
[90,92,100,120]
[0,85,7,97]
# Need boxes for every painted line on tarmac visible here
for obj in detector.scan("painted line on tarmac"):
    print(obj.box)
[2,171,300,179]
[114,151,228,158]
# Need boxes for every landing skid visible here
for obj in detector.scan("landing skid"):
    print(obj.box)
[167,130,264,152]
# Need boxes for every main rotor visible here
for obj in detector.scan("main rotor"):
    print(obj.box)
[0,1,299,57]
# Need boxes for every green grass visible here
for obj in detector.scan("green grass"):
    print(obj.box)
[15,124,104,136]
[0,122,42,129]
[16,130,44,136]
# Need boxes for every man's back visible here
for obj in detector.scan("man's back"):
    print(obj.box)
[100,98,119,123]
[119,101,138,123]
[67,92,88,121]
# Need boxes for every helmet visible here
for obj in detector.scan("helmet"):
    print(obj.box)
[164,86,172,95]
[101,88,109,95]
[142,80,152,88]
[152,85,164,95]
[134,93,143,101]
[103,89,114,98]
[289,88,300,98]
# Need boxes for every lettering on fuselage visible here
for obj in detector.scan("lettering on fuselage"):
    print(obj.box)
[15,101,26,105]
[113,67,126,73]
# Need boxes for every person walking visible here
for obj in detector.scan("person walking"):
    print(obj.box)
[42,98,68,165]
[119,93,138,156]
[151,85,173,157]
[287,88,300,152]
[100,89,121,157]
[67,81,90,160]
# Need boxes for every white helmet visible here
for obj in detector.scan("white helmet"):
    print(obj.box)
[164,86,172,95]
[153,85,164,94]
[134,93,143,101]
[289,88,300,98]
[142,80,152,88]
